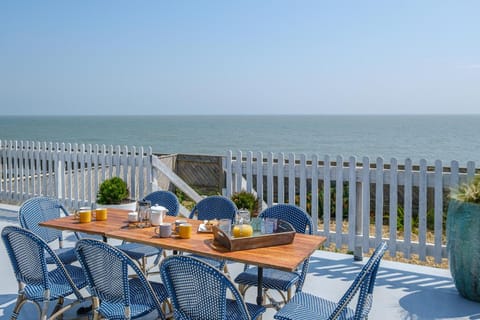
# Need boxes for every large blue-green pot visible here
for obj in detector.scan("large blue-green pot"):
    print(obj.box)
[447,199,480,302]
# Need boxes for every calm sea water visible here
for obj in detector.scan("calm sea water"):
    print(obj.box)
[1,115,479,166]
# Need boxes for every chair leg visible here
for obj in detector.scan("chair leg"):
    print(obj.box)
[51,296,64,317]
[286,287,292,302]
[40,299,49,320]
[238,284,248,296]
[10,293,28,320]
[264,289,288,310]
[161,299,174,319]
[141,256,148,274]
[223,263,230,277]
[92,297,101,320]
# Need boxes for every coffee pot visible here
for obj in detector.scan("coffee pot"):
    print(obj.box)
[137,200,151,228]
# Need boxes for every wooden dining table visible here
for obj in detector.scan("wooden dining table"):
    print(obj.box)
[40,208,326,305]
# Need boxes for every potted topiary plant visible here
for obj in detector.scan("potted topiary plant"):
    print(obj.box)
[97,177,136,211]
[447,175,480,302]
[230,190,260,217]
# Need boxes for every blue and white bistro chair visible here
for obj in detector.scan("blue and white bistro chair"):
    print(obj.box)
[160,255,266,320]
[274,242,388,320]
[144,190,180,217]
[2,226,88,320]
[234,204,313,309]
[187,195,237,271]
[18,196,78,265]
[75,238,169,320]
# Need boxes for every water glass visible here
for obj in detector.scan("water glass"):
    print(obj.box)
[262,217,277,234]
[218,218,232,236]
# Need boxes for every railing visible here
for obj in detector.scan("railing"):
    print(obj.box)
[2,140,478,263]
[0,140,154,208]
[223,151,477,263]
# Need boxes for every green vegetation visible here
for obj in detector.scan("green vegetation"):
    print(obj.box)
[231,190,259,216]
[450,175,480,204]
[96,177,129,205]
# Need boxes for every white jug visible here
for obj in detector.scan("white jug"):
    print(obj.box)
[150,205,169,226]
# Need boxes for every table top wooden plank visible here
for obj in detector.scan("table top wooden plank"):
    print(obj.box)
[39,208,326,272]
[39,208,130,236]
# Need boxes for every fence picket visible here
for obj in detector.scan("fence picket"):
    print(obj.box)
[335,155,343,249]
[418,159,428,260]
[277,153,284,204]
[375,157,384,243]
[362,157,370,253]
[267,153,274,207]
[288,153,295,205]
[348,156,356,252]
[256,152,264,209]
[404,158,413,259]
[389,158,398,256]
[311,154,319,234]
[246,152,253,193]
[323,155,331,246]
[434,160,443,264]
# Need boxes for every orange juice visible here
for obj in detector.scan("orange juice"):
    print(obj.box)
[233,224,253,238]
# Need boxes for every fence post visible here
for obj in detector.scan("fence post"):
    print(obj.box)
[57,160,63,199]
[354,181,363,260]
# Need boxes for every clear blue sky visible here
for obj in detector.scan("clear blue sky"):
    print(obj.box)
[1,1,479,115]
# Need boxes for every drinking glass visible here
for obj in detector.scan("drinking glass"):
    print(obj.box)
[218,218,232,236]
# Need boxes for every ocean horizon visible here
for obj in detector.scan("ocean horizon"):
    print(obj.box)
[1,114,479,166]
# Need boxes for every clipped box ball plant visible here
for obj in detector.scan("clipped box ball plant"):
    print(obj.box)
[97,177,130,205]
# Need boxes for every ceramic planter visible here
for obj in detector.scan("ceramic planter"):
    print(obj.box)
[447,199,480,302]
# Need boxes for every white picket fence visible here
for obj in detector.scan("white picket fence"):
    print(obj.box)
[2,141,478,263]
[0,140,154,208]
[223,151,477,263]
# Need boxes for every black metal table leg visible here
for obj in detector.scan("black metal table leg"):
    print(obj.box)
[257,267,263,305]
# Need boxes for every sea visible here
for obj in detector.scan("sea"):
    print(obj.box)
[1,115,479,167]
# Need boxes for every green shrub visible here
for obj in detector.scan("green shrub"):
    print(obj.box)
[231,190,259,215]
[97,177,129,205]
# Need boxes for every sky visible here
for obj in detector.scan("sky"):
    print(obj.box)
[1,1,479,116]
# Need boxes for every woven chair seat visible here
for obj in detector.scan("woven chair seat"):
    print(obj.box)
[98,278,168,319]
[22,264,87,301]
[273,292,356,320]
[45,247,78,265]
[116,242,163,261]
[186,254,226,269]
[234,267,300,292]
[226,299,266,320]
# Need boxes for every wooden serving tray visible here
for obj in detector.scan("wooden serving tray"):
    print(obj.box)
[212,220,295,251]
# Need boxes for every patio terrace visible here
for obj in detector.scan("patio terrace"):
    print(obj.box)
[0,204,479,320]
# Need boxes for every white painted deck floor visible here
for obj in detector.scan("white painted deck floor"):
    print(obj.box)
[1,204,479,320]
